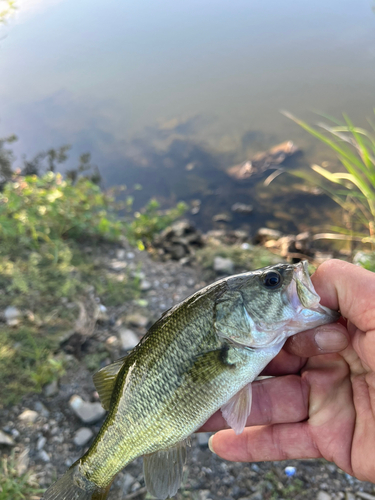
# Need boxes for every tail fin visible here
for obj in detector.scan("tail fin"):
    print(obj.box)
[41,464,112,500]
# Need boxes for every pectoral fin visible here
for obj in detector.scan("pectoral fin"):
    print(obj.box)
[143,441,187,500]
[93,356,127,410]
[221,383,252,435]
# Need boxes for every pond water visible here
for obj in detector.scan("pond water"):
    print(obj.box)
[1,0,375,234]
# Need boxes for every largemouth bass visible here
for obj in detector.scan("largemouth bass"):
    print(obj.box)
[42,261,339,500]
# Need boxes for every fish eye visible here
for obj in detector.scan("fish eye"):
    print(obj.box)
[260,270,282,290]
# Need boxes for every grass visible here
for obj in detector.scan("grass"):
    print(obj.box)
[281,110,375,249]
[0,171,185,405]
[0,450,44,500]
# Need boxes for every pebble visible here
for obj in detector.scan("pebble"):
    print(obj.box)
[140,279,152,291]
[255,227,282,243]
[0,430,15,445]
[38,450,50,462]
[11,428,20,438]
[44,379,59,397]
[73,427,94,447]
[213,256,234,274]
[122,472,136,494]
[197,432,211,447]
[357,494,375,500]
[4,306,21,326]
[199,490,212,500]
[69,395,106,424]
[116,249,126,260]
[37,436,47,450]
[34,401,50,418]
[126,313,149,328]
[119,329,140,350]
[110,260,128,271]
[345,494,356,500]
[18,409,39,424]
[317,491,332,500]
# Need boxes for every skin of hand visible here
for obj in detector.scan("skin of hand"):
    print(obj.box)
[202,259,375,483]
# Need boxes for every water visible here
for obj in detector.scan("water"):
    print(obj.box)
[1,0,375,234]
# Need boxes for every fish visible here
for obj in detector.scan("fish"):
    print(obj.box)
[42,260,339,500]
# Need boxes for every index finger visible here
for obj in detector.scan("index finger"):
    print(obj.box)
[311,260,375,333]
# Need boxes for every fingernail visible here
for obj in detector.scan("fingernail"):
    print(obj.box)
[315,328,347,352]
[208,435,216,454]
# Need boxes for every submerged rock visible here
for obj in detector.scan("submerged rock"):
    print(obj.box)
[153,220,203,261]
[231,203,253,214]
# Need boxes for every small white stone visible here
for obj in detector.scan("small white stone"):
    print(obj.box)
[140,280,152,291]
[213,257,234,274]
[119,329,139,350]
[317,492,332,500]
[18,409,39,424]
[110,260,128,270]
[44,379,59,397]
[69,395,106,424]
[4,306,21,326]
[73,427,93,447]
[38,450,50,462]
[0,430,15,446]
[116,249,126,260]
[36,436,47,450]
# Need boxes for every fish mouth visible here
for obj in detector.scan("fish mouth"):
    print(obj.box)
[287,260,340,327]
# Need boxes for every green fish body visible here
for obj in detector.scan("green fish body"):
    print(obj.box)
[42,261,339,500]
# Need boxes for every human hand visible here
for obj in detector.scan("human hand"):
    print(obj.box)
[203,259,375,482]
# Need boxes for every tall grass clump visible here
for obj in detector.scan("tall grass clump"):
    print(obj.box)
[283,110,375,248]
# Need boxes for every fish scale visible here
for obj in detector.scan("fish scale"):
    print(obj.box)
[42,261,339,500]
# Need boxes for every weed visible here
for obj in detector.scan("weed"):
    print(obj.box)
[0,450,44,500]
[282,111,375,250]
[127,199,187,250]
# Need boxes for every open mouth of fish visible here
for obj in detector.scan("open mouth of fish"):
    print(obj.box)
[249,260,340,349]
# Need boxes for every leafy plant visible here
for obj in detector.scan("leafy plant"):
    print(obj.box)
[282,111,375,248]
[0,172,124,251]
[126,199,187,250]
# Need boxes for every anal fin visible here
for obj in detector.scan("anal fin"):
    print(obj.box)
[221,383,252,435]
[143,441,187,499]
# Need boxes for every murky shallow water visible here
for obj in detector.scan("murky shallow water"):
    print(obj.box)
[1,0,374,234]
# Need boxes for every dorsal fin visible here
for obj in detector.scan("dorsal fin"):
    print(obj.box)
[93,356,127,410]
